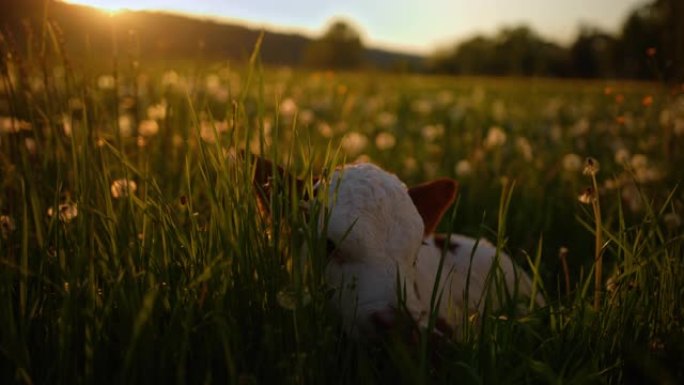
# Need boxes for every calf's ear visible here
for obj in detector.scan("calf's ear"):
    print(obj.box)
[247,153,314,217]
[408,178,458,236]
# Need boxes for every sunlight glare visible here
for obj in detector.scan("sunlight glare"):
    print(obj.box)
[62,0,140,15]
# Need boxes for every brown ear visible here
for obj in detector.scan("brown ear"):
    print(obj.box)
[248,153,314,217]
[408,178,458,236]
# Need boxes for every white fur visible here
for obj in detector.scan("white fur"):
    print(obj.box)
[317,163,539,337]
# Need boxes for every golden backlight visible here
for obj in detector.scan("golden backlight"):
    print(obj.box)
[62,0,140,15]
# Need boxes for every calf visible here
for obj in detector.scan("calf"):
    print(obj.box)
[251,156,542,338]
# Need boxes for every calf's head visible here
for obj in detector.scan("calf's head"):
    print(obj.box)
[251,156,457,335]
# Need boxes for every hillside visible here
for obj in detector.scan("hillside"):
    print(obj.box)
[0,0,425,70]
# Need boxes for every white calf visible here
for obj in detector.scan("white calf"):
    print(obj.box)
[252,158,541,338]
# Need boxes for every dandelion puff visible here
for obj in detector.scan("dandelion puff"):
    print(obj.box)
[455,159,473,177]
[118,114,133,137]
[583,157,600,176]
[515,137,533,161]
[341,132,368,156]
[97,75,116,90]
[562,153,582,172]
[578,187,596,204]
[614,148,630,166]
[111,179,137,199]
[375,131,396,150]
[146,102,167,120]
[630,154,648,171]
[278,98,297,118]
[0,117,32,133]
[138,119,159,137]
[663,212,681,231]
[317,122,333,138]
[376,112,397,128]
[24,138,37,155]
[1,215,16,239]
[47,202,78,223]
[484,126,507,149]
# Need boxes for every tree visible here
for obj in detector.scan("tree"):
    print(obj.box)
[570,27,619,78]
[304,19,364,70]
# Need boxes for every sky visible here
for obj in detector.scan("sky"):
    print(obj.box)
[62,0,648,54]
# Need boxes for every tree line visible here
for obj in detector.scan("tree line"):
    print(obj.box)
[428,0,684,81]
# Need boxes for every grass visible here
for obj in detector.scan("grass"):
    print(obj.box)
[1,25,684,384]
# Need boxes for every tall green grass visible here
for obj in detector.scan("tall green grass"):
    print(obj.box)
[1,19,683,384]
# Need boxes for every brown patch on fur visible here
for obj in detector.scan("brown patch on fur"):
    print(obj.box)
[408,178,458,236]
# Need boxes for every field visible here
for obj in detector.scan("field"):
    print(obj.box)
[1,40,684,384]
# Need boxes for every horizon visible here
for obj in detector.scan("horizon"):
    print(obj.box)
[61,0,647,55]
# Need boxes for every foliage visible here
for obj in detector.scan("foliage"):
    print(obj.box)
[304,20,365,70]
[430,0,684,81]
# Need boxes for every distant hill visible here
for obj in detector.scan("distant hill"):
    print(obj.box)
[0,0,425,71]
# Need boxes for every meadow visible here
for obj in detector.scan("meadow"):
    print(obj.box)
[1,37,683,384]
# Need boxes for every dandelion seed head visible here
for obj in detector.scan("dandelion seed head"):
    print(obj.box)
[376,111,397,128]
[1,215,16,239]
[583,157,600,176]
[111,179,137,199]
[97,75,116,90]
[278,98,297,118]
[663,212,681,231]
[578,187,596,204]
[630,154,648,171]
[47,202,78,223]
[299,109,315,125]
[0,117,32,133]
[341,132,368,156]
[562,153,583,173]
[614,148,630,166]
[484,126,507,149]
[146,102,167,120]
[403,157,418,174]
[138,119,159,137]
[162,71,179,87]
[375,131,396,150]
[455,159,473,177]
[421,124,444,142]
[118,114,133,137]
[515,137,533,161]
[317,122,333,138]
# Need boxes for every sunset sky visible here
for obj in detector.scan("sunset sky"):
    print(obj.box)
[62,0,647,54]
